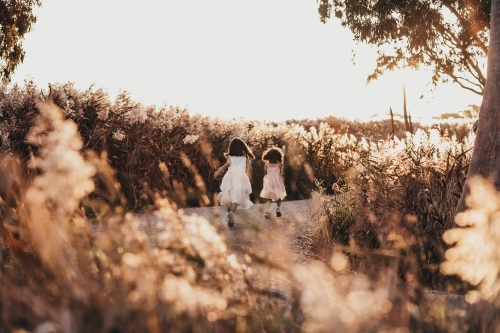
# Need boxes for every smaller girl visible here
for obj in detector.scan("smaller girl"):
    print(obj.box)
[214,138,255,227]
[260,147,286,218]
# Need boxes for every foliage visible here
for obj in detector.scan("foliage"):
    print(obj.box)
[0,101,478,332]
[318,0,490,95]
[308,127,475,293]
[0,82,477,214]
[441,177,500,331]
[434,104,480,120]
[309,188,361,250]
[3,90,500,331]
[0,102,304,332]
[0,0,41,81]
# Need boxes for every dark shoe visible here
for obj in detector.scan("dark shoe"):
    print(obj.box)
[276,209,282,217]
[227,212,234,227]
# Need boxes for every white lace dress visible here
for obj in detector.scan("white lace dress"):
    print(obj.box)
[218,156,253,209]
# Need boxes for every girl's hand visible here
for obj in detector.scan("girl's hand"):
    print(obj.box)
[246,159,252,180]
[214,157,230,179]
[280,163,285,183]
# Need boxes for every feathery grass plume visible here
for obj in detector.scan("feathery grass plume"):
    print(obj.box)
[294,261,391,332]
[24,100,96,272]
[0,82,476,264]
[307,182,361,259]
[442,177,500,303]
[306,127,473,292]
[0,100,304,332]
[0,101,101,331]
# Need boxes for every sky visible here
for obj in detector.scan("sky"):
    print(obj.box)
[11,0,483,123]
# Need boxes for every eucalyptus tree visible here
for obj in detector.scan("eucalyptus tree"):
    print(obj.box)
[318,0,500,216]
[455,0,500,214]
[318,0,490,95]
[0,0,41,81]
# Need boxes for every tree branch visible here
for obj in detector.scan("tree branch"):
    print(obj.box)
[442,1,489,54]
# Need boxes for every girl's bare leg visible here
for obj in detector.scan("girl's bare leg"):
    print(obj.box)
[266,199,272,210]
[265,199,272,218]
[276,199,282,217]
[227,203,238,227]
[225,203,231,223]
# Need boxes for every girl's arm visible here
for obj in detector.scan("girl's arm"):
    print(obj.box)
[280,162,285,182]
[246,158,253,181]
[214,156,230,178]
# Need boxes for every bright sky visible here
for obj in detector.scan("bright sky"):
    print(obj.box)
[12,0,483,123]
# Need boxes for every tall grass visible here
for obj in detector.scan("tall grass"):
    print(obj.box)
[0,82,475,210]
[0,82,477,290]
[0,100,464,333]
[1,101,306,332]
[307,127,475,293]
[3,83,499,331]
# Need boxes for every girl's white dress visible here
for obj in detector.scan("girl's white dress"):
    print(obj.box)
[218,156,253,209]
[260,163,286,201]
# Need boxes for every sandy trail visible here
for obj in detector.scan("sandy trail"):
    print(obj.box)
[184,199,318,261]
[134,199,319,298]
[138,199,319,263]
[133,198,471,329]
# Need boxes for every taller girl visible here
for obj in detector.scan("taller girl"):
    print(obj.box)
[214,138,255,227]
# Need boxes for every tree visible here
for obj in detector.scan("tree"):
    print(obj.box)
[318,0,490,95]
[455,0,500,214]
[0,0,41,82]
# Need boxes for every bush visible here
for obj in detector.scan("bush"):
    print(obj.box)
[308,128,474,293]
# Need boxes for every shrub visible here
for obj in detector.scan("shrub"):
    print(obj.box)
[308,128,474,292]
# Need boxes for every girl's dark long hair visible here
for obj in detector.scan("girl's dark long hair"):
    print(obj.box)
[224,138,255,159]
[262,147,284,163]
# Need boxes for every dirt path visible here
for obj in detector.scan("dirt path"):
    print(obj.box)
[141,199,320,261]
[178,200,472,330]
[134,199,320,299]
[184,199,318,263]
[138,198,319,264]
[134,198,472,329]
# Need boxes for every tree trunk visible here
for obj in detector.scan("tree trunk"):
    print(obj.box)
[456,0,500,215]
[403,86,409,132]
[390,107,395,140]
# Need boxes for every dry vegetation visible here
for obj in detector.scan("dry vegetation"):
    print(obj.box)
[0,82,499,332]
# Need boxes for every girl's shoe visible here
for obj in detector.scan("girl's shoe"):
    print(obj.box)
[264,210,270,219]
[227,212,235,227]
[276,208,282,217]
[225,213,229,222]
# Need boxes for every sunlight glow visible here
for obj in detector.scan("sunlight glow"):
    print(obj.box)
[11,0,482,123]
